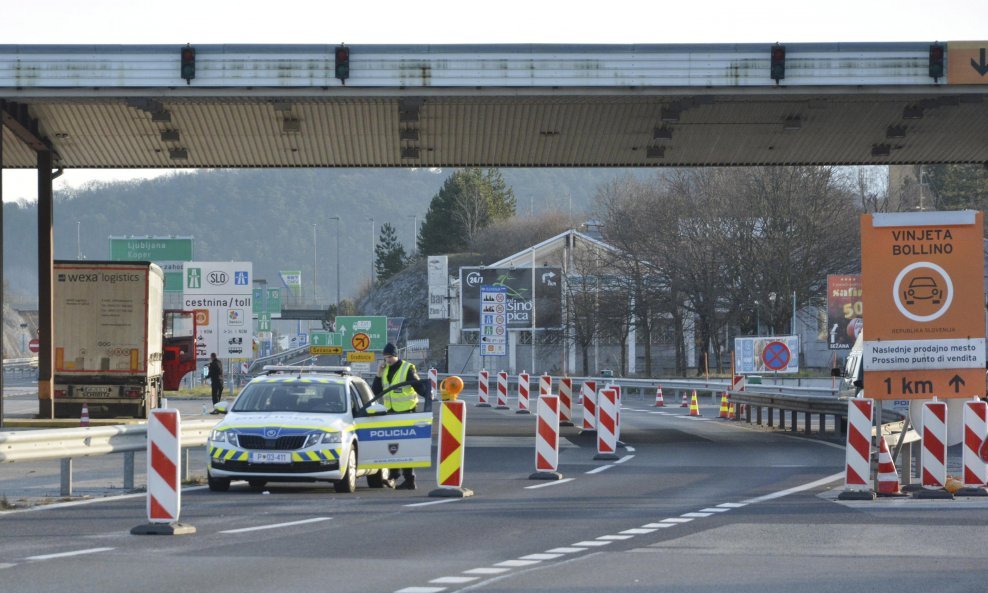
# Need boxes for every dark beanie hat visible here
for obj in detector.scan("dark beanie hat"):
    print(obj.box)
[383,342,397,356]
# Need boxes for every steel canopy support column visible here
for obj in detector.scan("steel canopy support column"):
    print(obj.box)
[37,150,54,419]
[0,123,4,428]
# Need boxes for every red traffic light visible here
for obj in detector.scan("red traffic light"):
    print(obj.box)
[770,44,785,82]
[180,45,196,84]
[335,45,350,82]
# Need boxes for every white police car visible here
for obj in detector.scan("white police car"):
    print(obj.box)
[207,365,433,493]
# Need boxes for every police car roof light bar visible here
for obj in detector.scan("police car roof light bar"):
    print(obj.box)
[262,365,352,375]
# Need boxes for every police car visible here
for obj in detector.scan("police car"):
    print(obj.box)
[207,365,433,493]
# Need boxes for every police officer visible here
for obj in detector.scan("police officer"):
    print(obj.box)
[372,342,426,490]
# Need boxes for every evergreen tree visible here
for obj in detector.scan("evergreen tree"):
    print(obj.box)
[417,168,516,255]
[375,223,407,282]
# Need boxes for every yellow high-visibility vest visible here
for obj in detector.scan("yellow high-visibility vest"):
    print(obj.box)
[382,360,418,412]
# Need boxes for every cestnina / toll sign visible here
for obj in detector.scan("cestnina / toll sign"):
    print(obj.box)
[860,210,985,399]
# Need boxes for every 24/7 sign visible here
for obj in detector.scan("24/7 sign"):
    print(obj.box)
[861,211,985,399]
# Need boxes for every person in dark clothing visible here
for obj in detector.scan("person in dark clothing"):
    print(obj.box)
[207,352,224,411]
[371,342,428,490]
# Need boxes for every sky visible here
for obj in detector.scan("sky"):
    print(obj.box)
[2,0,983,202]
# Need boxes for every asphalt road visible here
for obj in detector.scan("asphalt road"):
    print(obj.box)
[2,386,988,593]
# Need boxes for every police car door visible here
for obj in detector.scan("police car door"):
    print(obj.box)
[351,381,433,470]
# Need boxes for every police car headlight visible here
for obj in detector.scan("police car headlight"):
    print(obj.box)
[304,432,341,447]
[210,430,239,447]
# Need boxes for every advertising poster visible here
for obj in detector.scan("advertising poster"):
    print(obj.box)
[826,275,862,350]
[460,267,562,330]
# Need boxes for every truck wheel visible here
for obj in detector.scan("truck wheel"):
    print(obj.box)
[367,468,395,489]
[208,473,230,492]
[334,448,357,493]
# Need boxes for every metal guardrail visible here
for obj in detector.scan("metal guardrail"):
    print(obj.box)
[0,418,220,496]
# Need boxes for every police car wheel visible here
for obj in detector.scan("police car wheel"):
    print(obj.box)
[208,473,230,492]
[334,448,357,493]
[367,468,396,489]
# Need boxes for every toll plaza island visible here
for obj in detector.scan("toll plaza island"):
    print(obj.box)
[861,210,986,400]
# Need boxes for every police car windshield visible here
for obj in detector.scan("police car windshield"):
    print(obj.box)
[232,381,348,414]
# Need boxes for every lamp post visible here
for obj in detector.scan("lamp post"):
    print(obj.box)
[768,292,777,335]
[367,217,375,289]
[76,220,82,259]
[312,223,318,304]
[754,300,760,336]
[409,214,418,256]
[328,216,341,308]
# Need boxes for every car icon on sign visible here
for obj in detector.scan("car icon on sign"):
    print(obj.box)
[904,276,941,305]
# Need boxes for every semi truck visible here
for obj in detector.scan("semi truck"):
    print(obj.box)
[52,261,196,419]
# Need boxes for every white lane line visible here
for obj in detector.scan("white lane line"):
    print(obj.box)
[495,559,541,567]
[614,455,635,464]
[395,587,446,593]
[520,553,563,561]
[429,576,478,584]
[546,547,588,554]
[700,507,731,513]
[741,472,844,504]
[642,523,677,528]
[25,547,114,561]
[462,568,511,575]
[718,502,748,508]
[585,465,614,474]
[524,478,575,490]
[621,528,657,535]
[597,534,634,540]
[572,540,613,547]
[625,446,636,452]
[0,563,16,569]
[661,518,693,523]
[219,517,331,534]
[405,498,461,507]
[681,512,714,518]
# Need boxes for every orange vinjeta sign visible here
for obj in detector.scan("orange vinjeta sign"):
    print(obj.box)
[860,211,985,399]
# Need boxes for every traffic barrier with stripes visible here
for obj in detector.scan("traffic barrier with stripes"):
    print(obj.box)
[960,398,988,496]
[689,390,701,416]
[654,386,665,407]
[876,435,903,496]
[477,370,490,407]
[496,371,509,409]
[581,381,597,432]
[680,391,688,408]
[428,368,439,399]
[530,395,562,480]
[131,408,196,535]
[539,373,552,398]
[80,402,90,427]
[918,398,950,498]
[559,377,574,426]
[517,372,531,414]
[732,374,746,391]
[838,397,875,500]
[594,388,619,460]
[718,392,729,418]
[429,399,474,498]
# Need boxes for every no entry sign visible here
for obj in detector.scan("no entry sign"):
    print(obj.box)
[28,338,40,353]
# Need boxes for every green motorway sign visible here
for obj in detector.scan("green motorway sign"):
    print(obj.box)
[109,236,194,292]
[310,331,343,347]
[335,316,387,351]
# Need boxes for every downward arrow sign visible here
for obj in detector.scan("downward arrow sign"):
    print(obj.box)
[971,48,988,76]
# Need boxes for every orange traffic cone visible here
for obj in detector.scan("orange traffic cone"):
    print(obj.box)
[80,402,90,427]
[728,402,736,420]
[655,386,665,407]
[718,392,729,418]
[680,391,688,408]
[689,390,701,416]
[877,435,902,495]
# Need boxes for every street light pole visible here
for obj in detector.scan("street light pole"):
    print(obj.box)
[409,214,418,256]
[76,220,82,259]
[329,216,341,308]
[312,223,318,304]
[368,217,375,289]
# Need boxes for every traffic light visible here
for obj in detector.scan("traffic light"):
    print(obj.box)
[180,45,196,84]
[770,44,785,82]
[335,45,350,83]
[929,43,945,81]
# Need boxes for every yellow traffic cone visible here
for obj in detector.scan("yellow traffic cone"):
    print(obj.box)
[689,390,701,416]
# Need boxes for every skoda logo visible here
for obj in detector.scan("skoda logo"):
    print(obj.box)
[264,428,279,438]
[466,272,483,287]
[208,271,229,285]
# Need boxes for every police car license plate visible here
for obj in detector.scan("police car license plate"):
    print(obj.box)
[249,452,291,464]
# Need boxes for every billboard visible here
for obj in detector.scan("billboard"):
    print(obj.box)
[826,275,862,350]
[182,261,253,359]
[460,267,562,330]
[734,336,800,374]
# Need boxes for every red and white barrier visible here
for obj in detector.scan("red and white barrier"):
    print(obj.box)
[428,368,438,399]
[559,377,573,426]
[921,399,948,490]
[732,374,746,391]
[962,398,988,492]
[581,381,597,431]
[531,395,562,479]
[539,373,552,398]
[594,388,619,460]
[877,435,902,495]
[80,402,90,427]
[517,372,531,414]
[496,371,509,409]
[654,386,665,407]
[680,391,688,408]
[430,400,474,498]
[477,370,490,407]
[841,398,873,496]
[132,408,195,535]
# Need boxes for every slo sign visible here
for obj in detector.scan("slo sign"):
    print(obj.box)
[861,211,985,399]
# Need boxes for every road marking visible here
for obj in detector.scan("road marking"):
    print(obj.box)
[0,563,16,569]
[700,507,730,513]
[495,559,541,567]
[717,502,748,508]
[597,534,634,540]
[586,465,614,474]
[520,553,563,561]
[405,498,461,507]
[642,522,678,528]
[524,478,575,489]
[25,547,114,561]
[741,472,843,504]
[429,576,478,584]
[620,528,657,534]
[219,517,330,534]
[681,512,714,518]
[625,446,636,452]
[395,588,446,593]
[545,547,588,554]
[572,540,612,547]
[661,517,693,523]
[614,455,635,464]
[462,567,511,575]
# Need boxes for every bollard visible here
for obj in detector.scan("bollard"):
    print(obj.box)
[594,388,619,460]
[496,371,509,410]
[429,400,474,498]
[581,380,597,433]
[516,372,531,414]
[915,398,953,499]
[539,373,552,398]
[477,370,491,407]
[837,398,876,500]
[959,398,988,496]
[559,377,574,426]
[131,408,196,534]
[428,368,438,400]
[530,395,562,480]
